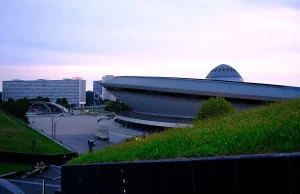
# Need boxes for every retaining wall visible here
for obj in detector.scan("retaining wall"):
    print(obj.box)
[61,152,300,194]
[0,151,78,166]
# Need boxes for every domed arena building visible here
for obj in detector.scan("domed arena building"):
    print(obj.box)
[101,64,300,130]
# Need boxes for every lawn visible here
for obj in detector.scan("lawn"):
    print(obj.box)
[0,162,32,176]
[0,111,70,154]
[69,98,300,164]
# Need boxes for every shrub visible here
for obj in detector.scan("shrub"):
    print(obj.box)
[104,101,130,113]
[195,97,235,120]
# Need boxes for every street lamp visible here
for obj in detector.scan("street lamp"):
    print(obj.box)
[31,140,36,154]
[53,122,57,140]
[51,116,54,139]
[31,140,36,168]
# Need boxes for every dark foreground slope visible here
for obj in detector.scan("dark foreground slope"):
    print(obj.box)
[0,110,69,154]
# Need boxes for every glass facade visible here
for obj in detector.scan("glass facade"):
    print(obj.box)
[93,81,102,94]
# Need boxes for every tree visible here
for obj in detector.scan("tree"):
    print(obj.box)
[31,96,51,102]
[7,98,15,103]
[104,101,130,113]
[55,98,69,107]
[195,97,235,120]
[2,98,30,123]
[103,99,110,103]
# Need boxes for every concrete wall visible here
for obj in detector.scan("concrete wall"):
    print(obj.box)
[116,114,189,127]
[61,153,300,194]
[109,91,258,118]
[101,75,116,101]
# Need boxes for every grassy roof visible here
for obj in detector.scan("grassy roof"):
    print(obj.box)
[68,98,300,164]
[0,111,70,154]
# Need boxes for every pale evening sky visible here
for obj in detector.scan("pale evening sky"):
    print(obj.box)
[0,0,300,90]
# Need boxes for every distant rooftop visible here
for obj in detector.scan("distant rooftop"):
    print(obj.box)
[9,78,84,81]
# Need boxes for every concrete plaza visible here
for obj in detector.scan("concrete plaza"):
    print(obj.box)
[28,115,147,154]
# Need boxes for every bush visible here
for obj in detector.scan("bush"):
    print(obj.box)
[195,97,235,120]
[104,101,130,113]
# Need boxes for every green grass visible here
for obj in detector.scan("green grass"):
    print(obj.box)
[0,111,70,154]
[0,162,32,176]
[69,98,300,165]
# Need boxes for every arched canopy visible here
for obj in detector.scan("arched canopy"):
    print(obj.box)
[29,101,69,114]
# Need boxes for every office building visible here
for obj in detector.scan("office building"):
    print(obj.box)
[2,78,86,106]
[93,81,102,94]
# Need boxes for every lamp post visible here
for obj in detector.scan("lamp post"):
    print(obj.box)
[32,140,36,154]
[51,116,54,139]
[54,122,57,140]
[31,140,36,168]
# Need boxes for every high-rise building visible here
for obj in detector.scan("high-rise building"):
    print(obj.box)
[86,90,95,106]
[102,75,116,101]
[2,78,86,106]
[93,81,102,94]
[0,92,2,100]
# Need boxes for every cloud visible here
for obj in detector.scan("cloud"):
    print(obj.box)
[0,0,300,89]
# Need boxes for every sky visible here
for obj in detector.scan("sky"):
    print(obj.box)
[0,0,300,90]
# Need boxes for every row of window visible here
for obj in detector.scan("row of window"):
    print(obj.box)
[3,92,80,96]
[210,68,237,73]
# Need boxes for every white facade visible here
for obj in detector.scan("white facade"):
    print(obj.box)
[2,78,86,105]
[101,75,116,101]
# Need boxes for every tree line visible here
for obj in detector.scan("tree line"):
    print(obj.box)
[0,97,50,123]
